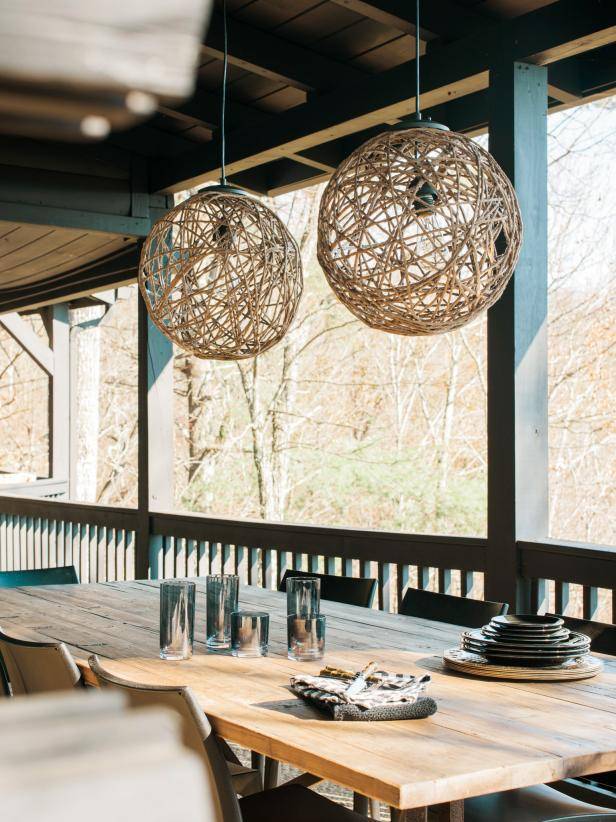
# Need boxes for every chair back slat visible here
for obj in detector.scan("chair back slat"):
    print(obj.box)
[278,569,377,608]
[400,587,508,628]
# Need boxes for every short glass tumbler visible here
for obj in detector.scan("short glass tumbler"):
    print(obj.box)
[286,576,320,618]
[160,580,195,660]
[231,611,269,658]
[206,574,239,650]
[287,614,326,661]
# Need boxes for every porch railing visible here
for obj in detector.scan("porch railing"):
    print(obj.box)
[0,494,614,621]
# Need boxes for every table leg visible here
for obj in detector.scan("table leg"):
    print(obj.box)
[390,809,427,822]
[263,757,280,789]
[354,793,369,814]
[430,801,464,821]
[390,802,464,822]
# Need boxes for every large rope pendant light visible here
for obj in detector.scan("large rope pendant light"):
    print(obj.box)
[139,1,302,360]
[317,0,522,336]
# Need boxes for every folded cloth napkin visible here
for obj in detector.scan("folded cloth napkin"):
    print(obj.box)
[290,667,431,711]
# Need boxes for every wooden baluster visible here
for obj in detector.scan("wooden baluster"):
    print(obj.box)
[96,525,106,582]
[236,545,248,585]
[438,568,452,595]
[27,515,35,569]
[309,554,320,573]
[277,549,288,587]
[197,541,207,576]
[222,543,233,576]
[530,578,548,614]
[379,562,392,612]
[186,538,197,578]
[396,563,409,609]
[342,558,354,576]
[554,580,570,615]
[417,566,430,590]
[107,527,117,582]
[125,530,135,581]
[460,571,476,598]
[326,556,337,575]
[249,547,260,586]
[583,585,599,620]
[263,548,273,589]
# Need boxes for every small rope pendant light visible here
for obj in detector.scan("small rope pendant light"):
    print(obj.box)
[139,1,302,360]
[317,0,522,336]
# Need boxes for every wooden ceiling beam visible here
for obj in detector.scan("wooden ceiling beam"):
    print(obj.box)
[151,0,616,193]
[202,10,364,93]
[329,0,491,41]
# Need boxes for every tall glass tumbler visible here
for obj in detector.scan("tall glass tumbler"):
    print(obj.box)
[286,576,320,618]
[160,580,195,660]
[206,574,239,650]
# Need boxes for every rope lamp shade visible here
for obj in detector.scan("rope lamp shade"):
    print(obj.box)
[317,126,522,336]
[139,187,303,360]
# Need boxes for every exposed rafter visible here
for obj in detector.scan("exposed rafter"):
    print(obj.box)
[151,0,616,193]
[329,0,493,41]
[202,9,365,92]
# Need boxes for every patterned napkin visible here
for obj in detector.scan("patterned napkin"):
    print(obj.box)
[290,663,431,710]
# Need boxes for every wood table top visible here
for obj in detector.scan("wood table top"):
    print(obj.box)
[1,579,615,810]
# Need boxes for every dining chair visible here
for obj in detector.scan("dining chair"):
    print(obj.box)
[88,656,370,822]
[543,614,616,812]
[0,565,79,587]
[278,569,377,608]
[89,654,262,798]
[0,628,83,695]
[399,586,508,628]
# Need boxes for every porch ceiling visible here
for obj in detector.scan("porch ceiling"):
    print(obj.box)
[0,0,614,312]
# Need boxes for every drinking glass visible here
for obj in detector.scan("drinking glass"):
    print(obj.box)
[231,611,269,658]
[286,576,320,618]
[160,580,195,660]
[287,614,326,661]
[206,574,239,650]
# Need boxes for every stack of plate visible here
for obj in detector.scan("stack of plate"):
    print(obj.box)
[443,615,603,681]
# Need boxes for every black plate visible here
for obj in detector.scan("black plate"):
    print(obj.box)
[469,630,589,652]
[460,644,588,665]
[462,640,588,657]
[490,614,564,630]
[481,626,571,644]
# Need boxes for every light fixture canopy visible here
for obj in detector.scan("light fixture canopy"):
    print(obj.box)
[138,0,303,360]
[317,2,522,336]
[139,184,302,360]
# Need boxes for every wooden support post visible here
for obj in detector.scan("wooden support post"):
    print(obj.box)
[49,305,70,486]
[137,294,174,580]
[486,62,549,611]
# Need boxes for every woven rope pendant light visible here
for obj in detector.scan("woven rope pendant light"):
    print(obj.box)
[139,2,302,360]
[317,2,522,337]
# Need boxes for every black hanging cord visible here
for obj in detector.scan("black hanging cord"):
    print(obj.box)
[415,0,421,120]
[220,0,229,185]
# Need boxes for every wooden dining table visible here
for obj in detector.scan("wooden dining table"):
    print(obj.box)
[1,578,615,821]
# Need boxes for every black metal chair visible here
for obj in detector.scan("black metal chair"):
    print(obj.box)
[278,569,377,608]
[0,565,79,588]
[544,615,616,811]
[399,586,508,628]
